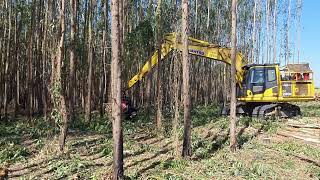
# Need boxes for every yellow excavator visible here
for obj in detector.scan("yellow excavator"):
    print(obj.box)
[127,33,315,118]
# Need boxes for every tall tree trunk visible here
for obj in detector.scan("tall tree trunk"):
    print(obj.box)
[42,0,50,120]
[85,0,94,122]
[285,0,291,65]
[111,0,124,178]
[4,0,11,121]
[230,0,238,153]
[265,0,269,63]
[273,0,277,63]
[27,0,35,120]
[100,0,108,117]
[182,0,192,158]
[173,53,180,156]
[69,0,77,121]
[146,0,153,115]
[14,3,19,117]
[296,0,302,64]
[194,0,198,35]
[155,0,162,130]
[207,0,210,30]
[251,0,257,64]
[56,0,68,152]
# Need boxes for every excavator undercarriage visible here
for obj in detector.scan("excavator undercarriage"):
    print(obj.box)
[222,102,301,118]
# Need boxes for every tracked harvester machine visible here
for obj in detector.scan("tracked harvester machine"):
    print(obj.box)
[127,33,315,118]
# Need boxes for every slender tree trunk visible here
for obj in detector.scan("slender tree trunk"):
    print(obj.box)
[4,0,11,121]
[194,0,198,35]
[14,4,19,117]
[230,0,238,153]
[173,53,180,156]
[100,0,108,117]
[54,0,68,152]
[251,0,257,63]
[297,0,302,64]
[69,0,77,121]
[85,0,94,122]
[207,0,210,30]
[265,0,269,63]
[155,0,162,130]
[285,0,291,65]
[41,0,50,120]
[146,0,153,114]
[27,0,35,120]
[111,0,124,178]
[182,0,192,158]
[273,0,277,63]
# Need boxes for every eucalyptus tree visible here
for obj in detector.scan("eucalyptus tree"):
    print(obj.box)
[230,0,238,152]
[111,0,124,178]
[182,0,192,158]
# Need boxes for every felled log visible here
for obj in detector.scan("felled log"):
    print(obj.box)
[277,131,320,144]
[284,127,319,136]
[287,123,320,129]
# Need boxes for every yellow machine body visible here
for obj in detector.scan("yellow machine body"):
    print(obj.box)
[127,33,315,113]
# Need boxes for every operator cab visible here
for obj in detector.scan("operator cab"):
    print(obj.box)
[238,64,279,99]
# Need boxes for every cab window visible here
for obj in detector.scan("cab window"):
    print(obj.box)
[267,69,276,82]
[251,69,265,84]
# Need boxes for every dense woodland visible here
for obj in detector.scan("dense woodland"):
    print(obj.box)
[0,0,304,178]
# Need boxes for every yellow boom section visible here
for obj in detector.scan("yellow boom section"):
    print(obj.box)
[128,32,247,89]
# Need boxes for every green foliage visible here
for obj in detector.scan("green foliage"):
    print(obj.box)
[100,139,113,157]
[161,159,187,171]
[0,118,53,164]
[191,104,221,127]
[48,157,93,179]
[125,20,154,71]
[70,114,112,134]
[0,144,29,164]
[260,120,282,134]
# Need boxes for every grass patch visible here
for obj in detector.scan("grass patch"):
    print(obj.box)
[272,140,320,160]
[299,102,320,117]
[46,156,95,179]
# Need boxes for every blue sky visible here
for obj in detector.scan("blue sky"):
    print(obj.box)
[300,0,320,87]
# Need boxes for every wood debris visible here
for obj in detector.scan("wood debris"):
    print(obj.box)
[277,120,320,145]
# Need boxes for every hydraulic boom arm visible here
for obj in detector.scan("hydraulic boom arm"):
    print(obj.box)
[128,32,248,89]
